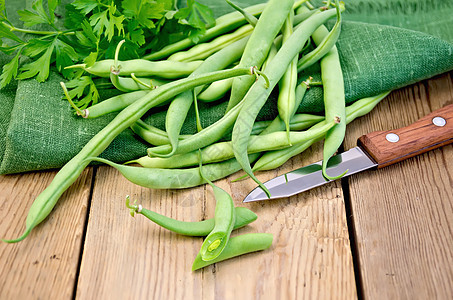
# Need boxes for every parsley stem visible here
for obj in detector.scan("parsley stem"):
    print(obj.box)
[2,21,76,36]
[60,82,87,117]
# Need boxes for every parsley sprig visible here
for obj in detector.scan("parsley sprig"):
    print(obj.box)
[0,0,215,94]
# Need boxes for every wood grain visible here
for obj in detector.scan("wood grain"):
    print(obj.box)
[0,168,93,299]
[344,72,453,299]
[75,142,356,299]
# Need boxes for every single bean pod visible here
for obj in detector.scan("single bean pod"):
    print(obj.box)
[251,92,390,172]
[3,67,256,243]
[192,233,273,271]
[85,154,260,190]
[277,11,298,142]
[130,119,190,147]
[315,2,347,180]
[143,3,267,60]
[225,0,258,26]
[81,90,147,119]
[197,77,233,102]
[109,75,164,92]
[126,196,257,236]
[231,7,341,197]
[80,80,167,119]
[168,24,253,62]
[68,59,203,79]
[198,160,235,261]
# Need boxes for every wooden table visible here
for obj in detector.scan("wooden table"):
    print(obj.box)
[1,72,452,299]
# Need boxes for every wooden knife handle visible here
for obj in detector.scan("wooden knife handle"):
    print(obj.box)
[357,104,453,168]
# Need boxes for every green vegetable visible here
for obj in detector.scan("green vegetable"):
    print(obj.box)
[198,157,236,261]
[2,66,256,243]
[251,92,391,172]
[231,6,341,197]
[125,196,257,236]
[137,119,336,169]
[192,233,273,271]
[315,1,348,181]
[0,0,214,88]
[164,36,250,158]
[226,0,295,111]
[277,10,298,143]
[84,154,260,190]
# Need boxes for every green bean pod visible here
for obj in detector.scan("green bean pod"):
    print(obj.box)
[192,233,273,271]
[147,89,246,157]
[143,3,267,60]
[296,4,342,72]
[137,119,335,169]
[86,154,260,190]
[251,92,390,172]
[277,11,298,142]
[83,90,148,119]
[225,0,258,26]
[168,24,253,62]
[109,74,166,92]
[258,78,319,136]
[259,110,323,136]
[71,59,203,78]
[231,7,341,197]
[131,115,274,148]
[134,113,324,168]
[226,0,295,111]
[316,2,347,180]
[198,164,235,261]
[2,67,256,243]
[126,196,257,236]
[130,119,189,147]
[197,77,233,102]
[165,37,250,158]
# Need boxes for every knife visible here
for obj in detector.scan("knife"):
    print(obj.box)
[243,103,453,202]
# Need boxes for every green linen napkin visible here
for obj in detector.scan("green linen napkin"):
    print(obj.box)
[1,0,453,174]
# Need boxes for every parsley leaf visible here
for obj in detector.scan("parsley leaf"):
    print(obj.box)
[17,0,56,27]
[174,0,215,43]
[71,0,98,15]
[90,4,125,41]
[0,22,23,43]
[55,39,78,78]
[0,49,22,88]
[65,75,100,108]
[17,39,55,82]
[0,0,215,90]
[17,9,48,27]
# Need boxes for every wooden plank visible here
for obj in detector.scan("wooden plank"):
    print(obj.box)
[76,142,357,299]
[0,168,93,299]
[344,72,453,299]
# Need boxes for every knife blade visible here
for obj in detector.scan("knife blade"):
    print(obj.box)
[243,103,453,202]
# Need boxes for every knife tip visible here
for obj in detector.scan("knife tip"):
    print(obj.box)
[242,189,272,203]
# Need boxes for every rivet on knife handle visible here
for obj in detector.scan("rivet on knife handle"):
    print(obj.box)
[357,104,453,168]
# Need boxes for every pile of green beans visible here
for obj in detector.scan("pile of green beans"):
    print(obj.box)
[4,0,391,271]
